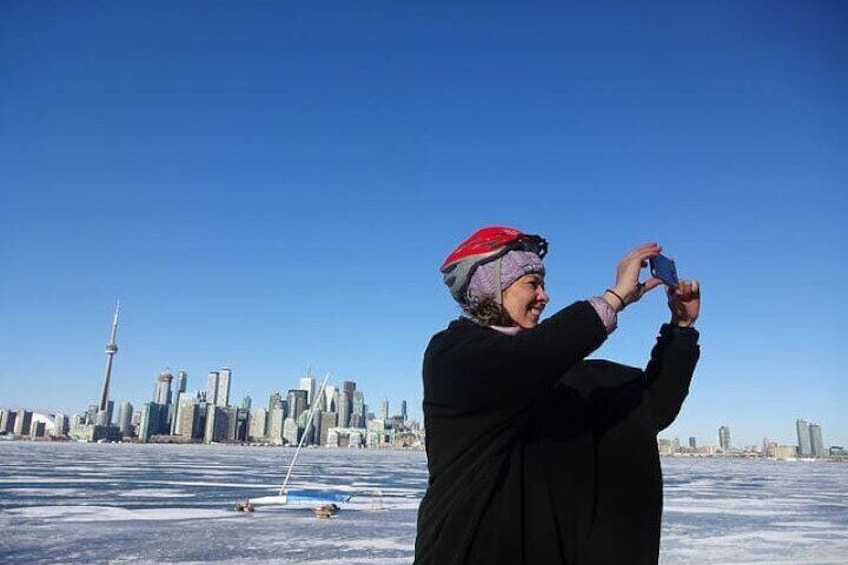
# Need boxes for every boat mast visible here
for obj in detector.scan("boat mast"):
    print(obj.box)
[279,372,332,496]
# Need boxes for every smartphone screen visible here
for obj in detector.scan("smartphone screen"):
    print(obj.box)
[650,254,679,287]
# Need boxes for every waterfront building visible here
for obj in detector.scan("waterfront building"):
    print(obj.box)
[286,389,307,422]
[689,436,697,449]
[323,385,337,412]
[401,400,408,422]
[268,391,283,412]
[217,368,232,407]
[796,419,812,457]
[0,409,16,434]
[352,391,365,429]
[138,402,166,442]
[267,407,285,445]
[718,426,731,451]
[50,413,67,437]
[338,390,351,428]
[116,402,133,437]
[248,408,267,441]
[283,417,299,445]
[176,402,200,440]
[299,374,315,406]
[174,371,188,398]
[13,409,33,437]
[809,424,824,457]
[154,372,173,405]
[381,398,389,422]
[207,372,220,407]
[318,411,338,446]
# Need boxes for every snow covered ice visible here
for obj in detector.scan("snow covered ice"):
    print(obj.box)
[1,442,846,564]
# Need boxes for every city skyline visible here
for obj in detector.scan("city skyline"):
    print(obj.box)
[2,2,846,448]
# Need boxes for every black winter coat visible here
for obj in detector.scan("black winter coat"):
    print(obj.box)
[414,301,700,565]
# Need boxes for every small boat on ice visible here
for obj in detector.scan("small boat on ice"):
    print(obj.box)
[233,373,352,516]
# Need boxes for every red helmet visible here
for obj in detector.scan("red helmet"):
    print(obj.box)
[441,226,548,304]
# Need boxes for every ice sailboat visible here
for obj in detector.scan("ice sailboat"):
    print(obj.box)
[237,373,352,511]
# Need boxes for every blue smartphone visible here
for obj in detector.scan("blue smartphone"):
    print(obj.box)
[649,254,679,287]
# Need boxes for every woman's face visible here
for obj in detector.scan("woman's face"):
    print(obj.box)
[502,273,549,329]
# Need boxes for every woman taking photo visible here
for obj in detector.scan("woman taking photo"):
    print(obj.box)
[414,226,701,565]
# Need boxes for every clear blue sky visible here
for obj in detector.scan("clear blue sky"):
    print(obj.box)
[2,1,845,448]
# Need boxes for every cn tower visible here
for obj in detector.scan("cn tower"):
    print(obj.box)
[98,300,120,412]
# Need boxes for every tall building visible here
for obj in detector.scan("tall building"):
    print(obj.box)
[299,374,315,406]
[116,401,134,437]
[248,408,267,441]
[352,391,365,428]
[97,301,121,420]
[323,385,337,412]
[338,390,351,428]
[154,371,173,405]
[689,436,697,449]
[809,423,824,457]
[268,392,283,412]
[207,372,220,406]
[401,400,408,421]
[174,371,188,397]
[381,398,389,422]
[287,389,308,422]
[217,368,232,407]
[342,380,356,397]
[796,419,812,457]
[718,426,731,451]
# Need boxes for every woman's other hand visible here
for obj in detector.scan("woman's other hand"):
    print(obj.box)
[668,280,700,327]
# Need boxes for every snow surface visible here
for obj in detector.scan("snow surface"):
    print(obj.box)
[1,443,846,564]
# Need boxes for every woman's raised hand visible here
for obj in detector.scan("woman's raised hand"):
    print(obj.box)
[604,243,664,311]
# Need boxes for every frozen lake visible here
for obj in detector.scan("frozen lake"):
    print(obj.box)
[1,442,846,564]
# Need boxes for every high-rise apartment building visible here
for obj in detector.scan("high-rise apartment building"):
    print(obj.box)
[117,401,134,437]
[809,423,824,457]
[217,368,232,407]
[207,372,220,406]
[689,436,697,449]
[352,391,365,428]
[718,426,731,451]
[248,408,267,441]
[297,376,314,406]
[796,419,812,457]
[381,398,389,422]
[338,390,351,428]
[287,389,308,422]
[401,400,408,421]
[154,372,173,405]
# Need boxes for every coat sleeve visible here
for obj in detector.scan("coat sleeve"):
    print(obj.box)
[424,301,608,413]
[642,324,700,431]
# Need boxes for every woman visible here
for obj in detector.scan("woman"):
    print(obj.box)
[414,226,701,565]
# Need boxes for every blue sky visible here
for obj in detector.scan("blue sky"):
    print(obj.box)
[1,1,845,448]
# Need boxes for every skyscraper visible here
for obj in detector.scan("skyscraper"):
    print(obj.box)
[117,401,134,437]
[689,436,697,449]
[98,301,120,419]
[718,426,731,451]
[207,372,220,406]
[796,419,812,457]
[809,423,824,457]
[217,368,232,407]
[154,372,173,405]
[299,374,315,406]
[381,398,389,422]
